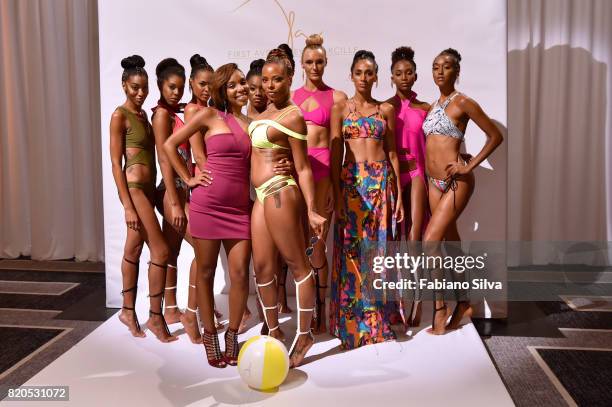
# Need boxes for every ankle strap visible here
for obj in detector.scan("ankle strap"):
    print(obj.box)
[121,286,137,295]
[148,261,167,269]
[256,277,276,287]
[148,291,163,298]
[167,264,177,269]
[123,257,139,266]
[186,306,197,313]
[164,286,177,290]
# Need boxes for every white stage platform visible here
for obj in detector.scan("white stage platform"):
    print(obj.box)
[4,296,513,407]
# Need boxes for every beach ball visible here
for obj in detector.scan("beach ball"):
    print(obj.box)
[237,335,289,391]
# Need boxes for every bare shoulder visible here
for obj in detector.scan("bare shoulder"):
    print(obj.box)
[384,95,400,110]
[152,107,170,124]
[184,103,199,116]
[280,107,307,134]
[413,98,431,112]
[379,101,395,117]
[333,90,348,103]
[332,97,348,113]
[455,93,481,112]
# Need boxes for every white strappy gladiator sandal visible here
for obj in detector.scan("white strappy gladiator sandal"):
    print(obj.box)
[255,275,282,336]
[288,270,316,365]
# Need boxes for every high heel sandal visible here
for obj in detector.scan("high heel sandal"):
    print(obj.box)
[224,328,239,366]
[427,302,449,335]
[119,257,144,337]
[147,261,176,342]
[288,271,316,368]
[446,300,472,330]
[407,300,422,327]
[255,275,283,338]
[311,262,328,333]
[202,329,227,368]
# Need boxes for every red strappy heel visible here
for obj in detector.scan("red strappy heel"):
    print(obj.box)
[202,329,227,368]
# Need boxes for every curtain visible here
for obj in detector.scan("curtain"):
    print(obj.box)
[0,0,103,261]
[508,0,612,264]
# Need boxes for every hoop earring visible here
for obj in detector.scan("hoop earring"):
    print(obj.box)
[302,70,305,81]
[375,80,378,88]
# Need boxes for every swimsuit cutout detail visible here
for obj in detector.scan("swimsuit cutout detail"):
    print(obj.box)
[293,85,334,128]
[421,91,464,141]
[248,105,307,149]
[248,105,306,202]
[117,106,156,192]
[342,100,386,141]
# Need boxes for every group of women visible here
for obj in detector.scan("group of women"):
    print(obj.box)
[110,34,502,369]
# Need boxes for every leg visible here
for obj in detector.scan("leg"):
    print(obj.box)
[192,237,226,367]
[179,257,203,343]
[424,175,474,335]
[118,227,145,337]
[251,200,284,340]
[309,177,331,334]
[222,239,251,365]
[129,189,176,343]
[160,189,187,324]
[277,257,292,313]
[443,221,473,329]
[263,187,316,368]
[407,176,428,326]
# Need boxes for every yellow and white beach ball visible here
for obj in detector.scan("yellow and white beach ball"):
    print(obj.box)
[237,335,289,391]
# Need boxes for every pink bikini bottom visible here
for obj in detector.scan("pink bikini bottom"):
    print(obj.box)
[307,147,331,183]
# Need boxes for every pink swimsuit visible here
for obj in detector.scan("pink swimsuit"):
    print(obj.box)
[394,92,427,187]
[152,100,193,190]
[293,85,334,182]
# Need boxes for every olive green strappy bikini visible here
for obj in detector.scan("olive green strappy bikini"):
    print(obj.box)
[118,106,156,193]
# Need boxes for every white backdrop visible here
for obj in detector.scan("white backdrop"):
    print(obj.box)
[99,0,507,308]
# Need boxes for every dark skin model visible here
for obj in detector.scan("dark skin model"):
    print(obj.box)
[424,54,503,335]
[165,69,296,353]
[184,67,227,332]
[385,59,430,327]
[330,59,404,224]
[151,73,203,343]
[251,61,327,368]
[109,73,176,343]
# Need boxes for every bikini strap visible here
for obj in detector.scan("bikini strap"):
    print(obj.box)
[264,120,307,141]
[274,105,300,121]
[440,91,460,109]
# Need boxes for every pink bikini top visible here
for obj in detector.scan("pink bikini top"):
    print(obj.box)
[293,85,334,128]
[152,100,193,175]
[394,91,427,176]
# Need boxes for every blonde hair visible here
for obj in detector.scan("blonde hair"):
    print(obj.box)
[302,34,326,59]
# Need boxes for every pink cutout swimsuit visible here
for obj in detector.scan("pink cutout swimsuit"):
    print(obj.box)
[293,85,334,182]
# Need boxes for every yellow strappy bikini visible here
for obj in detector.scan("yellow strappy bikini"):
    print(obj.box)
[248,106,307,203]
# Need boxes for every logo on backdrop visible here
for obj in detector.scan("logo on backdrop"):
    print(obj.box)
[233,0,316,49]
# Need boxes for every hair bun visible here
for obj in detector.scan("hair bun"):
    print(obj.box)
[392,46,414,62]
[121,55,145,70]
[156,58,181,77]
[250,59,265,71]
[190,54,208,68]
[443,48,462,62]
[277,43,294,61]
[354,49,376,61]
[305,34,324,47]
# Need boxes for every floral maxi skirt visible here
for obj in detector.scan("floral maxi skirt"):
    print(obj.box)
[330,159,399,349]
